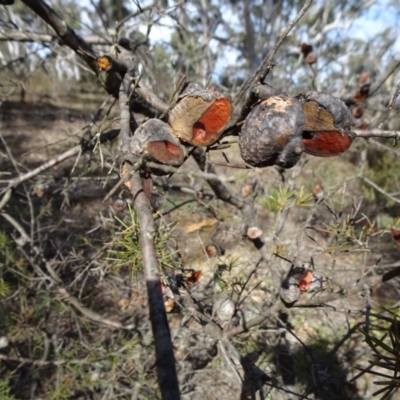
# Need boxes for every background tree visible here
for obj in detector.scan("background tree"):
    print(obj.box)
[1,0,400,399]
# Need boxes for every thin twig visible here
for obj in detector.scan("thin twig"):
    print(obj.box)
[57,287,135,330]
[225,266,400,337]
[233,0,313,108]
[2,146,81,194]
[360,176,400,205]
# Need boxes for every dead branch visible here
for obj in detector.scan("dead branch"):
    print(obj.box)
[191,147,267,251]
[353,129,400,139]
[57,287,136,330]
[2,145,80,192]
[0,31,111,44]
[128,174,180,400]
[21,0,99,74]
[118,52,180,398]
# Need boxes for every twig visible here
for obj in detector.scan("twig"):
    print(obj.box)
[57,287,135,330]
[0,189,12,212]
[225,266,400,337]
[2,146,81,192]
[233,0,313,108]
[115,2,157,31]
[360,176,400,205]
[294,266,400,307]
[145,161,235,183]
[0,212,30,246]
[1,209,136,329]
[0,31,111,44]
[354,129,400,139]
[370,60,400,97]
[136,81,169,114]
[191,147,266,253]
[0,353,93,367]
[378,83,400,129]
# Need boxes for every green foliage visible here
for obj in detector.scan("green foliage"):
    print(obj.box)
[0,232,15,297]
[259,185,313,213]
[356,317,400,400]
[107,205,178,276]
[366,148,400,208]
[0,379,17,400]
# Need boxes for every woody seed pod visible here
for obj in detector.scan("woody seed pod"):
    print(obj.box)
[130,119,185,175]
[239,95,305,168]
[168,83,232,146]
[297,91,355,157]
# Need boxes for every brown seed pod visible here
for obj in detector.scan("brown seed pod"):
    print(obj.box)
[239,95,305,168]
[168,83,232,146]
[130,119,185,174]
[298,91,354,157]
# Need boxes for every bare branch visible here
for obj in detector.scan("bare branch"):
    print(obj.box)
[353,129,400,139]
[21,0,99,74]
[0,31,111,44]
[128,174,180,400]
[3,146,80,192]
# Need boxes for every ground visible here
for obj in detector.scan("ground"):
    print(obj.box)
[1,85,400,399]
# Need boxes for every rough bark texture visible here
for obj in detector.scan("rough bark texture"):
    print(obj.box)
[129,175,180,400]
[239,95,305,168]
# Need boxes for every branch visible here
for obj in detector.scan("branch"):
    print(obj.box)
[294,266,400,307]
[353,129,400,139]
[57,287,135,330]
[0,31,111,45]
[118,52,180,399]
[191,148,268,251]
[128,174,180,400]
[20,0,99,75]
[3,145,80,192]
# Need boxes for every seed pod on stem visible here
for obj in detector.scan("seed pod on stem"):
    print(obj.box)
[280,266,328,305]
[130,119,185,175]
[239,95,305,168]
[297,91,355,157]
[168,83,232,146]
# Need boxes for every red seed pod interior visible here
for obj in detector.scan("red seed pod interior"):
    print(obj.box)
[298,271,314,292]
[130,119,185,172]
[191,97,232,145]
[302,130,353,157]
[169,84,232,146]
[298,92,354,157]
[146,141,184,165]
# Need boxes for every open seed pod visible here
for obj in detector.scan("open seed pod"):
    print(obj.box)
[280,266,328,305]
[130,119,185,174]
[297,91,354,157]
[168,82,232,146]
[239,95,305,168]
